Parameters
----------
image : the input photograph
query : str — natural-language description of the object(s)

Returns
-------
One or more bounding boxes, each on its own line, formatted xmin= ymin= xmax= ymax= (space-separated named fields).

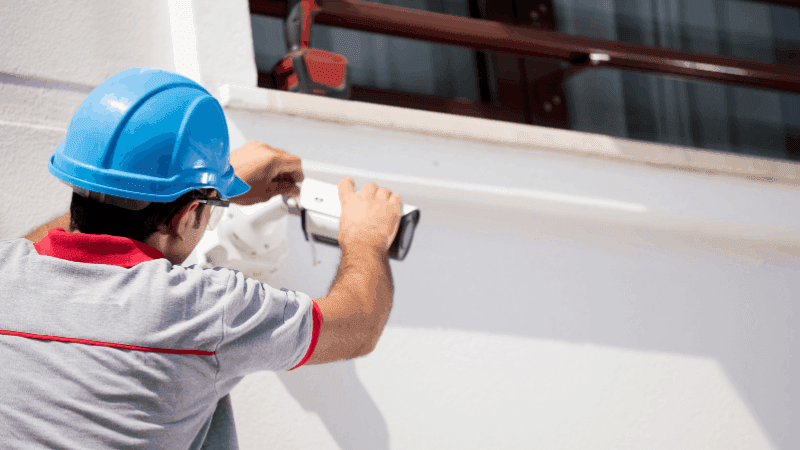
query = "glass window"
xmin=555 ymin=0 xmax=800 ymax=161
xmin=251 ymin=0 xmax=800 ymax=161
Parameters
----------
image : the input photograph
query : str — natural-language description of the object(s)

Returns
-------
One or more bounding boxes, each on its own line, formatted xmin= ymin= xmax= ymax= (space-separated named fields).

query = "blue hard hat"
xmin=49 ymin=67 xmax=250 ymax=202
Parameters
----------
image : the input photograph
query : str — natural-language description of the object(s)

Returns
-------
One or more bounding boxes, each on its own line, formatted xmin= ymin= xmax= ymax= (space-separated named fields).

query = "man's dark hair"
xmin=69 ymin=189 xmax=213 ymax=242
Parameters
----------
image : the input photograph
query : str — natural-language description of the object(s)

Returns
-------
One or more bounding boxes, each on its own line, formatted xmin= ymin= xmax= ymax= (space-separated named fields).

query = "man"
xmin=0 ymin=68 xmax=401 ymax=449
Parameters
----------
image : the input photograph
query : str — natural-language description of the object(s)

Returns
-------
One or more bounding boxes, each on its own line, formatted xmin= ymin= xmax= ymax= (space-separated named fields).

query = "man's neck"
xmin=24 ymin=213 xmax=71 ymax=242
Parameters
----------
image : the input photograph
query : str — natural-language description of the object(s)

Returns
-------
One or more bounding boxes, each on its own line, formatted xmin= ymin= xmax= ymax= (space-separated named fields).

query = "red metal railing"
xmin=250 ymin=0 xmax=800 ymax=94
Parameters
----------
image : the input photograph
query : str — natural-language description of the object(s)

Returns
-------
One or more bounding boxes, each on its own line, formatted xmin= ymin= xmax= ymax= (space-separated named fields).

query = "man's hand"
xmin=337 ymin=177 xmax=403 ymax=255
xmin=229 ymin=141 xmax=304 ymax=206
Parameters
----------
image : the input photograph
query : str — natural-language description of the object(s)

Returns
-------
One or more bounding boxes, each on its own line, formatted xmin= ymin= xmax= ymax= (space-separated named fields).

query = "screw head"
xmin=530 ymin=11 xmax=540 ymax=20
xmin=543 ymin=102 xmax=553 ymax=113
xmin=539 ymin=4 xmax=548 ymax=13
xmin=553 ymin=95 xmax=561 ymax=105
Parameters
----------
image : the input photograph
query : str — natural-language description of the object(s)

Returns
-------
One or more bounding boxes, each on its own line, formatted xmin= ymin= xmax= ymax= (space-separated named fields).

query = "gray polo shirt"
xmin=0 ymin=228 xmax=320 ymax=449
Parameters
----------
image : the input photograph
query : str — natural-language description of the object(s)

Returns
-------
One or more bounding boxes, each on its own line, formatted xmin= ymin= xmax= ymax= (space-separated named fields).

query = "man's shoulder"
xmin=0 ymin=237 xmax=33 ymax=248
xmin=163 ymin=263 xmax=238 ymax=287
xmin=0 ymin=238 xmax=35 ymax=261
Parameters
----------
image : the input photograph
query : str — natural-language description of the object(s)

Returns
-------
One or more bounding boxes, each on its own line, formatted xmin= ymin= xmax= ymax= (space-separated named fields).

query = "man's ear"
xmin=167 ymin=201 xmax=199 ymax=238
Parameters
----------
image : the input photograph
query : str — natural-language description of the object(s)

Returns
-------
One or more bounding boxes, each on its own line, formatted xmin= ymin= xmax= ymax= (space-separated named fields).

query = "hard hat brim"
xmin=50 ymin=147 xmax=251 ymax=203
xmin=223 ymin=175 xmax=251 ymax=200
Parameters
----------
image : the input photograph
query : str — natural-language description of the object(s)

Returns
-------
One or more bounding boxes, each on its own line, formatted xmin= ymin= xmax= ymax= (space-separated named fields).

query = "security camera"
xmin=284 ymin=179 xmax=421 ymax=261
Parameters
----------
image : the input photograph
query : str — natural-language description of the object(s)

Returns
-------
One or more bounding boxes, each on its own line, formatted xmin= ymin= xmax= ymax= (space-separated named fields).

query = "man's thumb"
xmin=339 ymin=177 xmax=355 ymax=202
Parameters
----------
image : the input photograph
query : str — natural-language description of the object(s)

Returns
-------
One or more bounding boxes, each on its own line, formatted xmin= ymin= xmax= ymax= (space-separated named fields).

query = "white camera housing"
xmin=289 ymin=179 xmax=421 ymax=261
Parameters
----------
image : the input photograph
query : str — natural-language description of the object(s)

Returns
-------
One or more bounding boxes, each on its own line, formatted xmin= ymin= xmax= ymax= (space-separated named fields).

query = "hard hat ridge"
xmin=49 ymin=67 xmax=250 ymax=206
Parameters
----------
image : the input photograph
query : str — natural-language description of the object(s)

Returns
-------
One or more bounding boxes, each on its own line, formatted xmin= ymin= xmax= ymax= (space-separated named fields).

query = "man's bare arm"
xmin=305 ymin=178 xmax=401 ymax=365
xmin=307 ymin=244 xmax=393 ymax=364
xmin=24 ymin=214 xmax=70 ymax=242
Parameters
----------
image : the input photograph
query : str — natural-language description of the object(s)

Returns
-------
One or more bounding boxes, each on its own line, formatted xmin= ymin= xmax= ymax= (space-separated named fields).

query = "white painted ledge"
xmin=298 ymin=159 xmax=800 ymax=249
xmin=218 ymin=84 xmax=800 ymax=187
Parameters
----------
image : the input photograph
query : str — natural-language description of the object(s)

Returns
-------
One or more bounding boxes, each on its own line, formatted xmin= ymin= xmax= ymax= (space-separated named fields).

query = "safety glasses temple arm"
xmin=197 ymin=199 xmax=231 ymax=207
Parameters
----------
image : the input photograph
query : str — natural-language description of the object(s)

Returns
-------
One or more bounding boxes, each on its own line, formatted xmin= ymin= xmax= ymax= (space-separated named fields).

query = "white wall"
xmin=1 ymin=1 xmax=798 ymax=449
xmin=0 ymin=0 xmax=175 ymax=87
xmin=218 ymin=107 xmax=796 ymax=450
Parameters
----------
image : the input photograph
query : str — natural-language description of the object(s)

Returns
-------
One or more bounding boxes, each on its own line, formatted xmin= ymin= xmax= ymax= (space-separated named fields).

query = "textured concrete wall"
xmin=1 ymin=1 xmax=797 ymax=449
xmin=0 ymin=76 xmax=81 ymax=237
xmin=0 ymin=0 xmax=175 ymax=86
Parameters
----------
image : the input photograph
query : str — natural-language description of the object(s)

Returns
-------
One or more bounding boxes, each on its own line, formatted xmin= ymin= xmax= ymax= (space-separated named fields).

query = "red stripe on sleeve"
xmin=0 ymin=329 xmax=215 ymax=356
xmin=289 ymin=300 xmax=322 ymax=370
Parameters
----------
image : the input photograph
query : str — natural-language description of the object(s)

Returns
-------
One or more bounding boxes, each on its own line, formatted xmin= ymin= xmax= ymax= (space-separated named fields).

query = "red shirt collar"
xmin=33 ymin=228 xmax=166 ymax=268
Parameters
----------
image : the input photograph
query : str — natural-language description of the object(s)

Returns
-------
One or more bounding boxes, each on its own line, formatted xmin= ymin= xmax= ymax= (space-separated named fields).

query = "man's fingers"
xmin=361 ymin=182 xmax=378 ymax=197
xmin=376 ymin=187 xmax=392 ymax=200
xmin=280 ymin=155 xmax=304 ymax=182
xmin=339 ymin=177 xmax=355 ymax=202
xmin=285 ymin=184 xmax=301 ymax=197
xmin=267 ymin=180 xmax=300 ymax=197
xmin=270 ymin=159 xmax=303 ymax=183
xmin=290 ymin=168 xmax=304 ymax=183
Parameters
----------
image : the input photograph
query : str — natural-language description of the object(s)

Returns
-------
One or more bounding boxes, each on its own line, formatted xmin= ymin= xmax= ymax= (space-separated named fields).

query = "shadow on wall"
xmin=276 ymin=360 xmax=390 ymax=450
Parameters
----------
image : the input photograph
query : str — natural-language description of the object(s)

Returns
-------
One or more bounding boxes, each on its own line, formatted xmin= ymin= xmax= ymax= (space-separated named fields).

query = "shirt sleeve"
xmin=213 ymin=268 xmax=321 ymax=389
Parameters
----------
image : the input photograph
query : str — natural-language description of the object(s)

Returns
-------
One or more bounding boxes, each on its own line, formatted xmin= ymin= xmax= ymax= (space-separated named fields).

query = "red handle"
xmin=300 ymin=0 xmax=318 ymax=49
